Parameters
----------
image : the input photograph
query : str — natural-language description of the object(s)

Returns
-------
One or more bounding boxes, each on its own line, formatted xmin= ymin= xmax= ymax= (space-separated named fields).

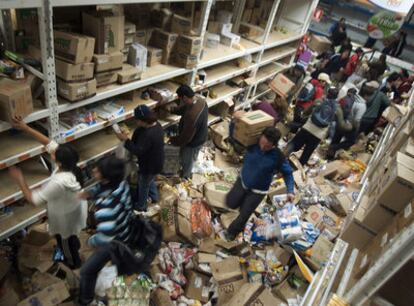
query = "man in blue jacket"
xmin=225 ymin=127 xmax=295 ymax=240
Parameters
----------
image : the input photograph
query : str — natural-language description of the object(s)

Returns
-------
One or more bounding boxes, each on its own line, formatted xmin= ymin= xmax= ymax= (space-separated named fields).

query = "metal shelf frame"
xmin=0 ymin=0 xmax=319 ymax=238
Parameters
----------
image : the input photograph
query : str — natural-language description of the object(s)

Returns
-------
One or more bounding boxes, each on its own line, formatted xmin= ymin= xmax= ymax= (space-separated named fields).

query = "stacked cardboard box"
xmin=93 ymin=52 xmax=124 ymax=87
xmin=54 ymin=31 xmax=97 ymax=101
xmin=0 ymin=78 xmax=33 ymax=122
xmin=233 ymin=110 xmax=274 ymax=146
xmin=149 ymin=29 xmax=178 ymax=65
xmin=206 ymin=11 xmax=241 ymax=48
xmin=170 ymin=34 xmax=202 ymax=69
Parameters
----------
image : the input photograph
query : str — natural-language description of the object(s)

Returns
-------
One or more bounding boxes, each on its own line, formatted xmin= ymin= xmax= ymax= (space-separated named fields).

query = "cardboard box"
xmin=270 ymin=73 xmax=295 ymax=98
xmin=151 ymin=8 xmax=173 ymax=29
xmin=220 ymin=211 xmax=239 ymax=229
xmin=220 ymin=32 xmax=241 ymax=47
xmin=360 ymin=200 xmax=396 ymax=233
xmin=175 ymin=35 xmax=202 ymax=55
xmin=382 ymin=104 xmax=407 ymax=127
xmin=320 ymin=160 xmax=352 ymax=181
xmin=204 ymin=181 xmax=233 ymax=210
xmin=55 ymin=59 xmax=94 ymax=82
xmin=171 ymin=14 xmax=192 ymax=35
xmin=93 ymin=51 xmax=124 ymax=73
xmin=150 ymin=29 xmax=178 ymax=51
xmin=397 ymin=200 xmax=414 ymax=231
xmin=95 ymin=71 xmax=118 ymax=87
xmin=117 ymin=64 xmax=141 ymax=84
xmin=176 ymin=200 xmax=198 ymax=245
xmin=147 ymin=46 xmax=163 ymax=66
xmin=340 ymin=219 xmax=376 ymax=250
xmin=128 ymin=43 xmax=147 ymax=72
xmin=207 ymin=21 xmax=222 ymax=34
xmin=210 ymin=120 xmax=230 ymax=151
xmin=239 ymin=22 xmax=264 ymax=39
xmin=57 ymin=78 xmax=97 ymax=101
xmin=171 ymin=53 xmax=198 ymax=69
xmin=151 ymin=288 xmax=174 ymax=306
xmin=331 ymin=193 xmax=352 ymax=217
xmin=0 ymin=78 xmax=33 ymax=122
xmin=273 ymin=276 xmax=307 ymax=303
xmin=311 ymin=235 xmax=334 ymax=268
xmin=233 ymin=110 xmax=274 ymax=146
xmin=377 ymin=153 xmax=414 ymax=213
xmin=124 ymin=21 xmax=136 ymax=34
xmin=54 ymin=31 xmax=95 ymax=64
xmin=184 ymin=271 xmax=211 ymax=303
xmin=211 ymin=257 xmax=246 ymax=305
xmin=17 ymin=281 xmax=70 ymax=306
xmin=162 ymin=49 xmax=173 ymax=65
xmin=82 ymin=13 xmax=124 ymax=54
xmin=135 ymin=29 xmax=147 ymax=45
xmin=308 ymin=34 xmax=332 ymax=54
xmin=226 ymin=283 xmax=284 ymax=306
xmin=304 ymin=204 xmax=341 ymax=234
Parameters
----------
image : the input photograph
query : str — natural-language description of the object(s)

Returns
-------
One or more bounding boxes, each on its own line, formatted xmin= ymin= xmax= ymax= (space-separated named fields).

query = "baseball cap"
xmin=134 ymin=105 xmax=152 ymax=120
xmin=318 ymin=73 xmax=332 ymax=85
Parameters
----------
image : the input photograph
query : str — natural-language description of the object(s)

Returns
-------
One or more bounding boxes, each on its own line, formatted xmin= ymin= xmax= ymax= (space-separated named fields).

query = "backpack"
xmin=297 ymin=82 xmax=316 ymax=102
xmin=311 ymin=99 xmax=337 ymax=127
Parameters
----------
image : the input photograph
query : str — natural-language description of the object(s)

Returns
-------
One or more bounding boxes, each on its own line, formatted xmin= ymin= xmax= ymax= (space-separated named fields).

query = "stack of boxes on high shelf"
xmin=341 ymin=105 xmax=414 ymax=279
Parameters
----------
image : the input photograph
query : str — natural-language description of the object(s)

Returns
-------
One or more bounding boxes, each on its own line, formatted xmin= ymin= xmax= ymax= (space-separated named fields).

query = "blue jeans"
xmin=136 ymin=174 xmax=159 ymax=211
xmin=180 ymin=145 xmax=202 ymax=179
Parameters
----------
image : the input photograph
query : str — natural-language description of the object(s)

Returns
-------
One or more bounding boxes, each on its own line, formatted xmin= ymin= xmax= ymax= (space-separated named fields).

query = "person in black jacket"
xmin=170 ymin=85 xmax=208 ymax=179
xmin=115 ymin=105 xmax=164 ymax=211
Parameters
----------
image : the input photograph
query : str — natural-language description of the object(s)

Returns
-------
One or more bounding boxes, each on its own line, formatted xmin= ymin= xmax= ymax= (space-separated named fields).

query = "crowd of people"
xmin=5 ymin=24 xmax=413 ymax=305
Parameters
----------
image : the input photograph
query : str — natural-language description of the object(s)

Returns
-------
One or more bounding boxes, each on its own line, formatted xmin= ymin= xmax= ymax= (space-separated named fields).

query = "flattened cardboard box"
xmin=55 ymin=59 xmax=94 ymax=82
xmin=96 ymin=71 xmax=118 ymax=87
xmin=82 ymin=13 xmax=125 ymax=54
xmin=175 ymin=35 xmax=202 ymax=55
xmin=117 ymin=64 xmax=141 ymax=84
xmin=93 ymin=52 xmax=124 ymax=73
xmin=204 ymin=181 xmax=233 ymax=210
xmin=226 ymin=283 xmax=284 ymax=306
xmin=0 ymin=78 xmax=33 ymax=122
xmin=211 ymin=257 xmax=246 ymax=305
xmin=184 ymin=270 xmax=211 ymax=303
xmin=57 ymin=78 xmax=97 ymax=101
xmin=54 ymin=31 xmax=95 ymax=64
xmin=17 ymin=280 xmax=70 ymax=306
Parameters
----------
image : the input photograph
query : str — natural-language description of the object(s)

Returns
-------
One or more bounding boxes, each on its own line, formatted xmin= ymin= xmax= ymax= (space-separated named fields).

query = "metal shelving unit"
xmin=0 ymin=0 xmax=318 ymax=239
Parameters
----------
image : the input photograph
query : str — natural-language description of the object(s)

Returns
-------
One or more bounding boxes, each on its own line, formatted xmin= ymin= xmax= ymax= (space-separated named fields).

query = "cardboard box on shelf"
xmin=124 ymin=33 xmax=136 ymax=45
xmin=204 ymin=33 xmax=220 ymax=49
xmin=308 ymin=34 xmax=332 ymax=54
xmin=220 ymin=32 xmax=241 ymax=47
xmin=0 ymin=78 xmax=33 ymax=122
xmin=204 ymin=181 xmax=233 ymax=210
xmin=95 ymin=71 xmax=118 ymax=87
xmin=377 ymin=152 xmax=414 ymax=213
xmin=171 ymin=53 xmax=198 ymax=69
xmin=397 ymin=200 xmax=414 ymax=231
xmin=340 ymin=218 xmax=376 ymax=250
xmin=57 ymin=78 xmax=97 ymax=102
xmin=270 ymin=73 xmax=295 ymax=98
xmin=151 ymin=8 xmax=173 ymax=29
xmin=239 ymin=22 xmax=264 ymax=39
xmin=117 ymin=64 xmax=141 ymax=84
xmin=184 ymin=271 xmax=211 ymax=303
xmin=54 ymin=31 xmax=95 ymax=64
xmin=207 ymin=21 xmax=222 ymax=34
xmin=55 ymin=59 xmax=94 ymax=82
xmin=135 ymin=29 xmax=147 ymax=45
xmin=162 ymin=49 xmax=173 ymax=65
xmin=175 ymin=35 xmax=202 ymax=55
xmin=147 ymin=46 xmax=163 ymax=67
xmin=171 ymin=14 xmax=192 ymax=35
xmin=211 ymin=256 xmax=246 ymax=305
xmin=17 ymin=280 xmax=70 ymax=306
xmin=150 ymin=29 xmax=178 ymax=51
xmin=226 ymin=283 xmax=284 ymax=306
xmin=93 ymin=51 xmax=124 ymax=73
xmin=82 ymin=12 xmax=125 ymax=54
xmin=124 ymin=21 xmax=136 ymax=34
xmin=128 ymin=43 xmax=147 ymax=72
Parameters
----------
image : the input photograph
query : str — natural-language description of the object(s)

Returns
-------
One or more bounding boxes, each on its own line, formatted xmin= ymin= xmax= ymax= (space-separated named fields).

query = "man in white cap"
xmin=290 ymin=72 xmax=332 ymax=132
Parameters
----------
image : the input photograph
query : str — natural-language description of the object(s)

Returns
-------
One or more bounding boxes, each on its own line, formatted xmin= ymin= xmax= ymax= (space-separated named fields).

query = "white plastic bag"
xmin=95 ymin=265 xmax=118 ymax=297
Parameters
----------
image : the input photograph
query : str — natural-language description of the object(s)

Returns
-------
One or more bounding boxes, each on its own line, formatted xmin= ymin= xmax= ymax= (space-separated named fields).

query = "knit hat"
xmin=318 ymin=73 xmax=332 ymax=85
xmin=134 ymin=105 xmax=152 ymax=120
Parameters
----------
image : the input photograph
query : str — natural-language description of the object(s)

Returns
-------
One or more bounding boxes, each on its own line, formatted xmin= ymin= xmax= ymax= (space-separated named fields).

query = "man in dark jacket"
xmin=171 ymin=85 xmax=208 ymax=179
xmin=225 ymin=127 xmax=295 ymax=240
xmin=115 ymin=105 xmax=164 ymax=211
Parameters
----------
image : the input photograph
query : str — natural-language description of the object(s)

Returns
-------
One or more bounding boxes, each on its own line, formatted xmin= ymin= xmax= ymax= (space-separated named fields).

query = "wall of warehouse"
xmin=309 ymin=0 xmax=414 ymax=64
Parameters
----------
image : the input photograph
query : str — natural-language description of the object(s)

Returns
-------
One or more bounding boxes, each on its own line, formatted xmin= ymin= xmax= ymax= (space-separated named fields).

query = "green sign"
xmin=367 ymin=11 xmax=404 ymax=39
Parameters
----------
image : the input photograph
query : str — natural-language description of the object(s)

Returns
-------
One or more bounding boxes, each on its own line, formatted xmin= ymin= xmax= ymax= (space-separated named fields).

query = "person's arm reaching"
xmin=279 ymin=158 xmax=295 ymax=202
xmin=8 ymin=166 xmax=34 ymax=204
xmin=11 ymin=116 xmax=50 ymax=146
